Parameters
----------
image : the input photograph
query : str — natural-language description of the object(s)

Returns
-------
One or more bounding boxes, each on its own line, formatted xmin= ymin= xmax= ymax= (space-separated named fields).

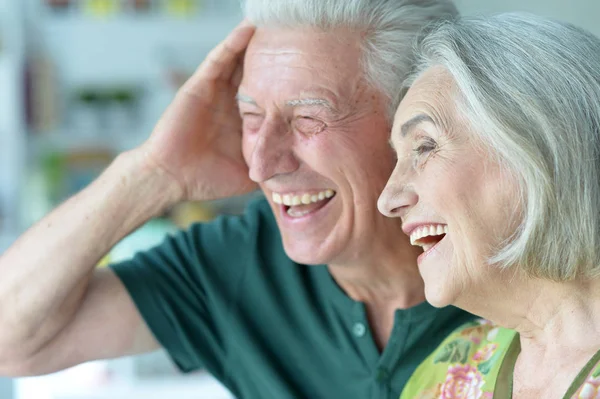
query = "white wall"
xmin=456 ymin=0 xmax=600 ymax=37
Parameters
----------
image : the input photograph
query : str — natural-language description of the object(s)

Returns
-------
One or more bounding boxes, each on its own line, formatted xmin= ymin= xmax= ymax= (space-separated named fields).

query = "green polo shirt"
xmin=111 ymin=197 xmax=473 ymax=399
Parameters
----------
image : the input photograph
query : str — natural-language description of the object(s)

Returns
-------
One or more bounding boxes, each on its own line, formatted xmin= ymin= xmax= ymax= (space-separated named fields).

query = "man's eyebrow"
xmin=236 ymin=94 xmax=337 ymax=113
xmin=400 ymin=114 xmax=436 ymax=137
xmin=236 ymin=93 xmax=257 ymax=105
xmin=285 ymin=98 xmax=332 ymax=109
xmin=236 ymin=94 xmax=332 ymax=109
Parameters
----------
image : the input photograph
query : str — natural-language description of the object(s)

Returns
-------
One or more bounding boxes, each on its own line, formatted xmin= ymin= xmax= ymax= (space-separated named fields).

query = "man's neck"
xmin=327 ymin=241 xmax=425 ymax=308
xmin=327 ymin=240 xmax=425 ymax=350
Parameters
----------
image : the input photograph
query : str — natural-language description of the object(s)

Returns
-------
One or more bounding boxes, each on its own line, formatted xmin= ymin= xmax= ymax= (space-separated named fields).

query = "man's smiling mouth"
xmin=272 ymin=190 xmax=336 ymax=217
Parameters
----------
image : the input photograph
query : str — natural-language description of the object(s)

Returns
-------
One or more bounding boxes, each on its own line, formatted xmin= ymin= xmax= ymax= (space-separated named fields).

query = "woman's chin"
xmin=424 ymin=287 xmax=454 ymax=308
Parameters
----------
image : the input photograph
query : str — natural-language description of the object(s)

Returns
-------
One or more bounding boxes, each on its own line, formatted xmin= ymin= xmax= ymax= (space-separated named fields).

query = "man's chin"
xmin=282 ymin=238 xmax=337 ymax=266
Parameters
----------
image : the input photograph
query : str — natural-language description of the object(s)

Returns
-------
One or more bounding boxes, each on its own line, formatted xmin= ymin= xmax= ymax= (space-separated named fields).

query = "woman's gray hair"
xmin=242 ymin=0 xmax=459 ymax=116
xmin=408 ymin=13 xmax=600 ymax=281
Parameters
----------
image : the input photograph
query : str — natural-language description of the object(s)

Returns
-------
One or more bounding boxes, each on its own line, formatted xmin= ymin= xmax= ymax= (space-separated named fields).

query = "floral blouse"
xmin=399 ymin=319 xmax=600 ymax=399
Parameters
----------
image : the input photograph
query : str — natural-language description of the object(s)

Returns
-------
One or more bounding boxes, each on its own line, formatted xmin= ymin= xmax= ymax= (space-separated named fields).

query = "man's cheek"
xmin=241 ymin=135 xmax=254 ymax=166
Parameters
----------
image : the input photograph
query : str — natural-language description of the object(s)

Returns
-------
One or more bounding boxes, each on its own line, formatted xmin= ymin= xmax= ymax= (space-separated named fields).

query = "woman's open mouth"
xmin=410 ymin=224 xmax=448 ymax=252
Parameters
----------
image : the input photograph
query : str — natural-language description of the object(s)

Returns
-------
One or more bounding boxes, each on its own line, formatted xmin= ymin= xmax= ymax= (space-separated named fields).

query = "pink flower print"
xmin=460 ymin=320 xmax=494 ymax=345
xmin=440 ymin=364 xmax=485 ymax=399
xmin=576 ymin=375 xmax=600 ymax=399
xmin=473 ymin=343 xmax=498 ymax=363
xmin=416 ymin=383 xmax=442 ymax=399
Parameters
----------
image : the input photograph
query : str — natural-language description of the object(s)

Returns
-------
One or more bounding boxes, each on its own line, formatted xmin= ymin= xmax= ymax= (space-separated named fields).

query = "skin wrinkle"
xmin=382 ymin=66 xmax=521 ymax=308
xmin=238 ymin=92 xmax=337 ymax=137
xmin=381 ymin=65 xmax=600 ymax=397
xmin=239 ymin=27 xmax=425 ymax=348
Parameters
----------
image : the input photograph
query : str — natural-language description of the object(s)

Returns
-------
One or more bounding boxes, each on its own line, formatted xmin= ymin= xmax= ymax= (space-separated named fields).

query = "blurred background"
xmin=0 ymin=0 xmax=598 ymax=398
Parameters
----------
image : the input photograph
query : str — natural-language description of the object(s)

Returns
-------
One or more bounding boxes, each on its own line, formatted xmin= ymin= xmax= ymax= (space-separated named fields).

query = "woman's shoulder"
xmin=400 ymin=319 xmax=517 ymax=399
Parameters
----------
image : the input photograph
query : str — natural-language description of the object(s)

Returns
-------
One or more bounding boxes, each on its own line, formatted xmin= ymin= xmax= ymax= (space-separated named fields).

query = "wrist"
xmin=109 ymin=149 xmax=184 ymax=217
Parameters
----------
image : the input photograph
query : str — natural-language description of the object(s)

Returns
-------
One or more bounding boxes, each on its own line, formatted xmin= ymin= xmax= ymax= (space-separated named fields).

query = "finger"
xmin=230 ymin=54 xmax=245 ymax=88
xmin=185 ymin=20 xmax=255 ymax=89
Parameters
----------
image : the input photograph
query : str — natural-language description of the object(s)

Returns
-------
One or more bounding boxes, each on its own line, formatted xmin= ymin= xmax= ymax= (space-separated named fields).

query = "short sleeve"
xmin=110 ymin=199 xmax=265 ymax=378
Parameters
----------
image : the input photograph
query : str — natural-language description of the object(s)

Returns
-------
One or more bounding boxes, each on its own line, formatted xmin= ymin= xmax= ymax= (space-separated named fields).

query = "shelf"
xmin=41 ymin=10 xmax=242 ymax=47
xmin=28 ymin=128 xmax=148 ymax=155
xmin=39 ymin=0 xmax=241 ymax=21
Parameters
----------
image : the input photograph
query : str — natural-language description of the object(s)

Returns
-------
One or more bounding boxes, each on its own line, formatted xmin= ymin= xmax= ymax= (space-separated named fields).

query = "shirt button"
xmin=376 ymin=367 xmax=389 ymax=383
xmin=352 ymin=322 xmax=366 ymax=337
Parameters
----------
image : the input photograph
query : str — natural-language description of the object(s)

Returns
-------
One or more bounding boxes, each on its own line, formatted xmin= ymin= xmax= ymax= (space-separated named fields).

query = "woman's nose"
xmin=378 ymin=183 xmax=418 ymax=218
xmin=378 ymin=162 xmax=418 ymax=218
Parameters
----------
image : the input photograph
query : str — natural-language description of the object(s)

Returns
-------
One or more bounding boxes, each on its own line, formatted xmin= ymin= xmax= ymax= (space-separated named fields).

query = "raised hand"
xmin=140 ymin=21 xmax=257 ymax=202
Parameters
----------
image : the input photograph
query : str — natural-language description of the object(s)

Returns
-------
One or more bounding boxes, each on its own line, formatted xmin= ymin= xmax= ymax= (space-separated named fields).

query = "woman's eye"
xmin=242 ymin=113 xmax=264 ymax=132
xmin=413 ymin=137 xmax=438 ymax=156
xmin=293 ymin=116 xmax=327 ymax=136
xmin=411 ymin=137 xmax=438 ymax=169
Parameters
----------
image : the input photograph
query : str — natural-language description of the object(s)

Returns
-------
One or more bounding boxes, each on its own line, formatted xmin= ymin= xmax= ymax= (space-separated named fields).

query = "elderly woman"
xmin=378 ymin=13 xmax=600 ymax=399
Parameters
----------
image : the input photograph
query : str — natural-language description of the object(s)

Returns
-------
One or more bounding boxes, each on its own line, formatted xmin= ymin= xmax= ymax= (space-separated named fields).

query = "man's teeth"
xmin=287 ymin=208 xmax=313 ymax=217
xmin=410 ymin=225 xmax=449 ymax=246
xmin=272 ymin=189 xmax=335 ymax=206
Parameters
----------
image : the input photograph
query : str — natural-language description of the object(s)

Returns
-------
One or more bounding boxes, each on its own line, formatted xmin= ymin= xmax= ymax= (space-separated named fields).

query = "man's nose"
xmin=248 ymin=120 xmax=300 ymax=183
xmin=378 ymin=163 xmax=418 ymax=218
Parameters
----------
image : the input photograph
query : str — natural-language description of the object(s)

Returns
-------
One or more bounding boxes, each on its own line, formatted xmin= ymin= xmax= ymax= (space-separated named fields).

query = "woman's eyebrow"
xmin=400 ymin=114 xmax=436 ymax=137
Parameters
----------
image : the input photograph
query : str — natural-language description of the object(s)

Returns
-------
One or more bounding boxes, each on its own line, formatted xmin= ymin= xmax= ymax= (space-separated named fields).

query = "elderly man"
xmin=0 ymin=0 xmax=471 ymax=397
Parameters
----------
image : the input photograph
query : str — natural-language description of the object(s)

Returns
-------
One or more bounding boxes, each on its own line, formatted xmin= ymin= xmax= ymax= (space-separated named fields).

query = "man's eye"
xmin=293 ymin=116 xmax=326 ymax=136
xmin=242 ymin=113 xmax=263 ymax=132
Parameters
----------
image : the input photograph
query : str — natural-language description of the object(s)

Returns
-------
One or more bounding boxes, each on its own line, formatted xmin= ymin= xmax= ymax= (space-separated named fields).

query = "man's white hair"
xmin=407 ymin=13 xmax=600 ymax=281
xmin=242 ymin=0 xmax=459 ymax=116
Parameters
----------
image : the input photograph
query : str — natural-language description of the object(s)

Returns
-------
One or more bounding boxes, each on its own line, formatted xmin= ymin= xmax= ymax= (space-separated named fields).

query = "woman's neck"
xmin=494 ymin=278 xmax=600 ymax=350
xmin=461 ymin=274 xmax=600 ymax=398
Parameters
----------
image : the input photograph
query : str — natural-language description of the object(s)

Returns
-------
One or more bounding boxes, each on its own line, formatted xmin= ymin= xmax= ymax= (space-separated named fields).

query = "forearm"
xmin=0 ymin=149 xmax=180 ymax=356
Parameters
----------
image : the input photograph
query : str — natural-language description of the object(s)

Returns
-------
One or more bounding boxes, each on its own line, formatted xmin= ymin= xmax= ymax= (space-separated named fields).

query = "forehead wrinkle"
xmin=254 ymin=49 xmax=304 ymax=55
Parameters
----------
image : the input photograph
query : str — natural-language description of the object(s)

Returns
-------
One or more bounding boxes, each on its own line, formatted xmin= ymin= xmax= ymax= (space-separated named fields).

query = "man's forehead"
xmin=247 ymin=26 xmax=361 ymax=64
xmin=241 ymin=28 xmax=371 ymax=113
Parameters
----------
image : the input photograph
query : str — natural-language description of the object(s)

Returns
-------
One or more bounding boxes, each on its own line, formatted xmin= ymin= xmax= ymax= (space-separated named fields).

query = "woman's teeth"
xmin=410 ymin=224 xmax=449 ymax=247
xmin=272 ymin=190 xmax=335 ymax=206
